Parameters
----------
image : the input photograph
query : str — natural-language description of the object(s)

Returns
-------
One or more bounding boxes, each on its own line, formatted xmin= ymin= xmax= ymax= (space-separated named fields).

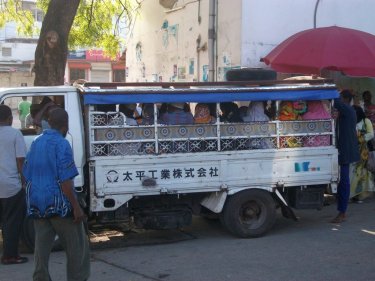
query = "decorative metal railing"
xmin=88 ymin=110 xmax=334 ymax=157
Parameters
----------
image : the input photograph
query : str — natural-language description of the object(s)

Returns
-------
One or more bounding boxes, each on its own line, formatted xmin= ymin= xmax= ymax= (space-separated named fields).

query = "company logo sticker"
xmin=294 ymin=162 xmax=320 ymax=172
xmin=106 ymin=170 xmax=119 ymax=183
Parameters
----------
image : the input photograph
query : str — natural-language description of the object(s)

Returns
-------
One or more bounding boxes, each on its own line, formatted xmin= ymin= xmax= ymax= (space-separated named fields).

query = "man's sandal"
xmin=1 ymin=256 xmax=28 ymax=265
xmin=331 ymin=214 xmax=346 ymax=224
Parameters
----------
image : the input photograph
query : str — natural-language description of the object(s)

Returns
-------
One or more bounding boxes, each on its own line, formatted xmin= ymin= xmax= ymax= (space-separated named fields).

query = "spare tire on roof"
xmin=226 ymin=68 xmax=277 ymax=81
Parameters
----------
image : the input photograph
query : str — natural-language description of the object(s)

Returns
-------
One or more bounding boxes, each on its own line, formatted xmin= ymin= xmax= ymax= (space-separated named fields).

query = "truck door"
xmin=0 ymin=92 xmax=85 ymax=188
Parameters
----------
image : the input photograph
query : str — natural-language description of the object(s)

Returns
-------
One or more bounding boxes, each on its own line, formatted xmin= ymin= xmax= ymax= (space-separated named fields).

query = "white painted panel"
xmin=93 ymin=147 xmax=338 ymax=200
xmin=91 ymin=70 xmax=110 ymax=82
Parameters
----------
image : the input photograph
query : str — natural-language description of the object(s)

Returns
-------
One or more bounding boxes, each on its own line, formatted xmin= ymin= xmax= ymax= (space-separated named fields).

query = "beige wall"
xmin=216 ymin=0 xmax=242 ymax=80
xmin=0 ymin=71 xmax=34 ymax=87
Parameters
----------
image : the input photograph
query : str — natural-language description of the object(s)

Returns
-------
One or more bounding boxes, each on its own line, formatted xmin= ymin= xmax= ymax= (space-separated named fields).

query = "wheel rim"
xmin=238 ymin=200 xmax=267 ymax=229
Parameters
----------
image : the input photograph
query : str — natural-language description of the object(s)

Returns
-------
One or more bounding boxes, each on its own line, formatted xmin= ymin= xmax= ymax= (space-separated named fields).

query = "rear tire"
xmin=221 ymin=189 xmax=276 ymax=238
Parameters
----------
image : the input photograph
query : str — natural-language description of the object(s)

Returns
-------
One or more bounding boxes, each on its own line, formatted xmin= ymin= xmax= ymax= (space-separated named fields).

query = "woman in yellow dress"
xmin=350 ymin=105 xmax=374 ymax=202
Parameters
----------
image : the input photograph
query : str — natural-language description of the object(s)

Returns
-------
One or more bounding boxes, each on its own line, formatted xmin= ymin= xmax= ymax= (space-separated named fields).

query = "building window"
xmin=20 ymin=1 xmax=44 ymax=22
xmin=136 ymin=42 xmax=142 ymax=62
xmin=21 ymin=1 xmax=34 ymax=11
xmin=113 ymin=70 xmax=125 ymax=82
xmin=70 ymin=68 xmax=86 ymax=83
xmin=2 ymin=47 xmax=12 ymax=57
xmin=35 ymin=9 xmax=44 ymax=22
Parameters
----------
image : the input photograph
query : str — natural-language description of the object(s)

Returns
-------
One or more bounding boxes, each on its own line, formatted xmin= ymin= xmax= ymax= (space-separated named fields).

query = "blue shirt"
xmin=334 ymin=99 xmax=360 ymax=165
xmin=159 ymin=111 xmax=194 ymax=125
xmin=23 ymin=129 xmax=78 ymax=218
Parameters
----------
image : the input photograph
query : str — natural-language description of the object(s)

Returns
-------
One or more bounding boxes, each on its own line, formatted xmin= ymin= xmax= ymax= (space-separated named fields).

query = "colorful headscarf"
xmin=194 ymin=103 xmax=214 ymax=124
xmin=302 ymin=101 xmax=331 ymax=120
xmin=292 ymin=101 xmax=307 ymax=114
xmin=279 ymin=101 xmax=298 ymax=121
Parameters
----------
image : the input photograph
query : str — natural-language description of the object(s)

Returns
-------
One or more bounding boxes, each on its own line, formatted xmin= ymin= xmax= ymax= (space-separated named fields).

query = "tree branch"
xmin=87 ymin=0 xmax=94 ymax=27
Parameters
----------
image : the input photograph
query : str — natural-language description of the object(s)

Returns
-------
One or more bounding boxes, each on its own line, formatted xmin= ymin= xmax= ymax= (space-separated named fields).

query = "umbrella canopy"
xmin=261 ymin=26 xmax=375 ymax=77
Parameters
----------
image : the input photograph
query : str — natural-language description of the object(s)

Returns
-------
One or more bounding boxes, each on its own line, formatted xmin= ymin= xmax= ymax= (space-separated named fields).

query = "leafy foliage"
xmin=0 ymin=0 xmax=37 ymax=36
xmin=0 ymin=0 xmax=141 ymax=58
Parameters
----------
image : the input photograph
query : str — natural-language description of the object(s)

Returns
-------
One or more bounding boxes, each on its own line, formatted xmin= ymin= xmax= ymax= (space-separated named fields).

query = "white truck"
xmin=0 ymin=80 xmax=339 ymax=247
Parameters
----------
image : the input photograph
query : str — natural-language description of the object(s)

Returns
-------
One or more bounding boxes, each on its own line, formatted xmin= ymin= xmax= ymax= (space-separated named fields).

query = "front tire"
xmin=221 ymin=189 xmax=276 ymax=238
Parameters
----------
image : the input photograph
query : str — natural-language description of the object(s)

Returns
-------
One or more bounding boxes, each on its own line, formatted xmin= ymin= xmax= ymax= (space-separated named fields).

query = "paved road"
xmin=1 ymin=199 xmax=375 ymax=281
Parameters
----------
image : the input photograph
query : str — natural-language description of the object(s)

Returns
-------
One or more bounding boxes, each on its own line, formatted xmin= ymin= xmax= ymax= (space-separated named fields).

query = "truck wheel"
xmin=221 ymin=189 xmax=276 ymax=238
xmin=22 ymin=216 xmax=63 ymax=252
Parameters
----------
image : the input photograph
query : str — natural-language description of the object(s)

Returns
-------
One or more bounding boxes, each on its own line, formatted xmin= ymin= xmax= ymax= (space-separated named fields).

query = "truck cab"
xmin=0 ymin=86 xmax=85 ymax=188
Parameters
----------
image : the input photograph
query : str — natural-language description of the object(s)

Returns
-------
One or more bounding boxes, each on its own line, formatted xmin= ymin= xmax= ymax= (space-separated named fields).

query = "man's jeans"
xmin=33 ymin=217 xmax=90 ymax=281
xmin=337 ymin=164 xmax=350 ymax=213
xmin=0 ymin=189 xmax=26 ymax=258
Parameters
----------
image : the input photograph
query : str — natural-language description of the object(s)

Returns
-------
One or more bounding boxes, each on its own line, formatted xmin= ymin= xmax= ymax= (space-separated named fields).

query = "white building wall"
xmin=0 ymin=22 xmax=18 ymax=40
xmin=126 ymin=0 xmax=212 ymax=82
xmin=216 ymin=0 xmax=242 ymax=80
xmin=0 ymin=42 xmax=36 ymax=62
xmin=0 ymin=0 xmax=41 ymax=86
xmin=126 ymin=0 xmax=244 ymax=82
xmin=126 ymin=0 xmax=375 ymax=82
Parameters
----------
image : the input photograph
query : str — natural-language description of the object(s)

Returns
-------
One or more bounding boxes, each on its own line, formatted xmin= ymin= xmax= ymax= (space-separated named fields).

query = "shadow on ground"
xmin=88 ymin=225 xmax=196 ymax=250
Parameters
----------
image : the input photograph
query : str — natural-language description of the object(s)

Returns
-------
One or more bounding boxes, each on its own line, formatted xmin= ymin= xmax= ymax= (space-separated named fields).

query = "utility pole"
xmin=208 ymin=0 xmax=216 ymax=82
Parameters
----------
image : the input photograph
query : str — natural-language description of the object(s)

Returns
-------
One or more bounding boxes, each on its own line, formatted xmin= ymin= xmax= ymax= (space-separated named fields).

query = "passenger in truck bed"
xmin=33 ymin=97 xmax=60 ymax=131
xmin=220 ymin=102 xmax=242 ymax=123
xmin=279 ymin=101 xmax=302 ymax=148
xmin=94 ymin=104 xmax=117 ymax=126
xmin=159 ymin=103 xmax=194 ymax=125
xmin=95 ymin=104 xmax=116 ymax=112
xmin=25 ymin=104 xmax=42 ymax=129
xmin=279 ymin=101 xmax=307 ymax=121
xmin=302 ymin=100 xmax=331 ymax=147
xmin=264 ymin=101 xmax=277 ymax=120
xmin=207 ymin=103 xmax=217 ymax=118
xmin=302 ymin=100 xmax=331 ymax=120
xmin=119 ymin=103 xmax=138 ymax=126
xmin=243 ymin=101 xmax=269 ymax=122
xmin=238 ymin=105 xmax=248 ymax=120
xmin=194 ymin=103 xmax=215 ymax=124
xmin=140 ymin=103 xmax=155 ymax=125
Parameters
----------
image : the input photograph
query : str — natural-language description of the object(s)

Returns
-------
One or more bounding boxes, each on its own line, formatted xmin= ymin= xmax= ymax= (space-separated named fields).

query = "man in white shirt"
xmin=119 ymin=103 xmax=138 ymax=125
xmin=0 ymin=105 xmax=28 ymax=265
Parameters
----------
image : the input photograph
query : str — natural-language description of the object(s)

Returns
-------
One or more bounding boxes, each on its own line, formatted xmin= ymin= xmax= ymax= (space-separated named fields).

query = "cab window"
xmin=2 ymin=95 xmax=65 ymax=136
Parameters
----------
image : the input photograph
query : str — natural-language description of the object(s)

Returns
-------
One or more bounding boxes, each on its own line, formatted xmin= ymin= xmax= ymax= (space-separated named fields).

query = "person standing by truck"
xmin=332 ymin=90 xmax=360 ymax=223
xmin=23 ymin=108 xmax=90 ymax=281
xmin=18 ymin=97 xmax=31 ymax=129
xmin=0 ymin=105 xmax=28 ymax=265
xmin=350 ymin=105 xmax=374 ymax=202
xmin=362 ymin=90 xmax=375 ymax=127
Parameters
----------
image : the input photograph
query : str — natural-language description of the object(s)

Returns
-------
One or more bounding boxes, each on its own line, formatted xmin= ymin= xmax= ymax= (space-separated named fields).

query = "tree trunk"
xmin=34 ymin=0 xmax=80 ymax=86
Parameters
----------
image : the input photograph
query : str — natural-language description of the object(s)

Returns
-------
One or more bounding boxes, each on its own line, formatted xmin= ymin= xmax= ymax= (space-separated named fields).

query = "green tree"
xmin=0 ymin=0 xmax=140 ymax=85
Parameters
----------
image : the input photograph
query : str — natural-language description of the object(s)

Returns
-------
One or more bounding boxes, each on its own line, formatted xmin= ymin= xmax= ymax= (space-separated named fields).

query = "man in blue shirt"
xmin=23 ymin=108 xmax=90 ymax=281
xmin=159 ymin=103 xmax=194 ymax=125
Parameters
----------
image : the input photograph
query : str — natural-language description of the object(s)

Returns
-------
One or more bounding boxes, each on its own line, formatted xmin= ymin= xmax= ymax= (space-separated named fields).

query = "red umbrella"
xmin=261 ymin=26 xmax=375 ymax=77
